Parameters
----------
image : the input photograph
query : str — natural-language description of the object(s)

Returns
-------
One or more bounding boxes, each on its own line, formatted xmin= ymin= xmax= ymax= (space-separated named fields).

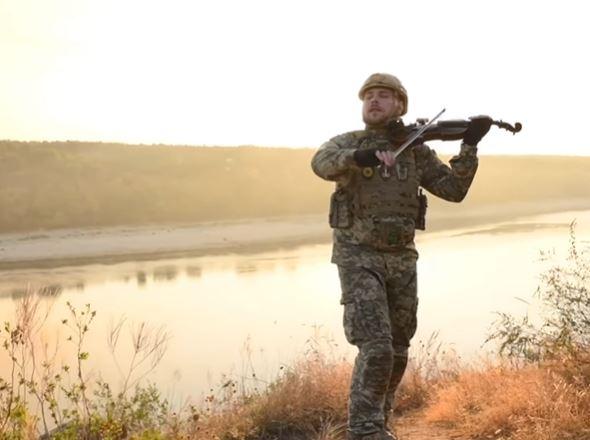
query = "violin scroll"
xmin=492 ymin=120 xmax=522 ymax=134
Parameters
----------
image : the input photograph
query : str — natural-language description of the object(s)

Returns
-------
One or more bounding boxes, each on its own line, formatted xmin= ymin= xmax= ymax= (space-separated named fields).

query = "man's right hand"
xmin=353 ymin=147 xmax=398 ymax=168
xmin=376 ymin=150 xmax=396 ymax=167
xmin=352 ymin=148 xmax=382 ymax=167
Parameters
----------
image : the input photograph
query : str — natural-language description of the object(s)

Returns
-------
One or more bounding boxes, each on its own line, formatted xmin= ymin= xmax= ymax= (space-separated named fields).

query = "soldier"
xmin=311 ymin=73 xmax=492 ymax=440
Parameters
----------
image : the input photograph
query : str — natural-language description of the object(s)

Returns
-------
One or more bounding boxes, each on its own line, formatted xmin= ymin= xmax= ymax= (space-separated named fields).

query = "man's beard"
xmin=363 ymin=112 xmax=396 ymax=128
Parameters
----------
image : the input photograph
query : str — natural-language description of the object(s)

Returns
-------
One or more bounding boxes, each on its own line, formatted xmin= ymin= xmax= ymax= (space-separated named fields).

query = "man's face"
xmin=362 ymin=87 xmax=402 ymax=127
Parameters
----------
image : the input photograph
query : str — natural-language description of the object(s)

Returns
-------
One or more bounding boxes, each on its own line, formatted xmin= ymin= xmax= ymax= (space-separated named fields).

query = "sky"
xmin=1 ymin=0 xmax=589 ymax=155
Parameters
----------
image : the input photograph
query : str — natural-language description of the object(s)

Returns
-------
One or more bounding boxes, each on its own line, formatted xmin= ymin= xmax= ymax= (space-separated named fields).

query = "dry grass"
xmin=6 ymin=295 xmax=589 ymax=439
xmin=424 ymin=350 xmax=590 ymax=440
xmin=190 ymin=333 xmax=458 ymax=439
xmin=395 ymin=333 xmax=461 ymax=413
xmin=189 ymin=337 xmax=590 ymax=440
xmin=191 ymin=354 xmax=351 ymax=440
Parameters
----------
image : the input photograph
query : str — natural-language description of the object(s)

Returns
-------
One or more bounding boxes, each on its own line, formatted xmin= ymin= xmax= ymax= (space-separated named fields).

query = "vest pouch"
xmin=329 ymin=189 xmax=352 ymax=229
xmin=415 ymin=188 xmax=428 ymax=231
xmin=372 ymin=217 xmax=415 ymax=249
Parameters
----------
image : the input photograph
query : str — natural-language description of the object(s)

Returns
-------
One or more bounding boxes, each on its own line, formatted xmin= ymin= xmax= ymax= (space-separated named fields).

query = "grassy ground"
xmin=185 ymin=343 xmax=590 ymax=440
xmin=2 ymin=310 xmax=587 ymax=439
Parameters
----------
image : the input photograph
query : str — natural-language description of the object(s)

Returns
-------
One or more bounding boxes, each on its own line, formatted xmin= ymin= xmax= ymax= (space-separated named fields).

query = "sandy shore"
xmin=0 ymin=215 xmax=332 ymax=269
xmin=1 ymin=198 xmax=589 ymax=269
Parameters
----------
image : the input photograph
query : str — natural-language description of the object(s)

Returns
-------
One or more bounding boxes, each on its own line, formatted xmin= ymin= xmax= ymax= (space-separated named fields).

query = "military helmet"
xmin=358 ymin=73 xmax=408 ymax=116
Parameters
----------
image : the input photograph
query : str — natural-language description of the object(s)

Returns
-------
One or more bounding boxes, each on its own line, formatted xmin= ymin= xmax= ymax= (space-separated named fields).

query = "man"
xmin=310 ymin=73 xmax=491 ymax=440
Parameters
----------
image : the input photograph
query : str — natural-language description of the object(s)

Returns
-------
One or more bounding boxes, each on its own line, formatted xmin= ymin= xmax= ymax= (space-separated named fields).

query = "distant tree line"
xmin=1 ymin=140 xmax=589 ymax=233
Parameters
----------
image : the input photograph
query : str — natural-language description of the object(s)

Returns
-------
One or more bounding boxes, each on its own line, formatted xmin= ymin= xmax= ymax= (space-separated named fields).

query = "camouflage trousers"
xmin=338 ymin=251 xmax=418 ymax=435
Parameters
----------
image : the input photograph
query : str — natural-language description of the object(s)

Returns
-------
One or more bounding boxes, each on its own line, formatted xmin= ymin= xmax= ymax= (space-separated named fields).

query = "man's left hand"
xmin=463 ymin=116 xmax=493 ymax=146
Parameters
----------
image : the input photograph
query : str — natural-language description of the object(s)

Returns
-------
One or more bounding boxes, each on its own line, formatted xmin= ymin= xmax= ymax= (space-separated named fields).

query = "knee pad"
xmin=361 ymin=338 xmax=395 ymax=363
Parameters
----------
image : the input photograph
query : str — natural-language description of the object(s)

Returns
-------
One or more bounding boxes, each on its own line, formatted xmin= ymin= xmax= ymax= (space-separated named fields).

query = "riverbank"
xmin=1 ymin=198 xmax=590 ymax=269
xmin=0 ymin=215 xmax=330 ymax=269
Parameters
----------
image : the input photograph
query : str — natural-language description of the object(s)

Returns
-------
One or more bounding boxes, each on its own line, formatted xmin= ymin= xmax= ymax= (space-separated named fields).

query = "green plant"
xmin=0 ymin=291 xmax=174 ymax=439
xmin=487 ymin=221 xmax=590 ymax=361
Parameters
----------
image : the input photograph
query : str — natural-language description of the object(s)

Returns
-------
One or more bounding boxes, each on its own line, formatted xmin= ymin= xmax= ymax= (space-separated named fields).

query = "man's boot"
xmin=346 ymin=429 xmax=398 ymax=440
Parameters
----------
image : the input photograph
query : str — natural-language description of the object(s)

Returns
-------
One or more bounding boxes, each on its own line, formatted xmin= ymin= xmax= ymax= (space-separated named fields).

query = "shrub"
xmin=487 ymin=222 xmax=590 ymax=361
xmin=0 ymin=293 xmax=172 ymax=439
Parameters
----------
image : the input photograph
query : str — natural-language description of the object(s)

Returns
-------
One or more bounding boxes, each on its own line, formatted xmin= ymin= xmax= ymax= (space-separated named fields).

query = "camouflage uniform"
xmin=311 ymin=125 xmax=478 ymax=436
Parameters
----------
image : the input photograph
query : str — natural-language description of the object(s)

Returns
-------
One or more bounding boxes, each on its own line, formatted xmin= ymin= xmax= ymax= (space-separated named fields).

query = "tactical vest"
xmin=350 ymin=135 xmax=420 ymax=220
xmin=329 ymin=132 xmax=423 ymax=251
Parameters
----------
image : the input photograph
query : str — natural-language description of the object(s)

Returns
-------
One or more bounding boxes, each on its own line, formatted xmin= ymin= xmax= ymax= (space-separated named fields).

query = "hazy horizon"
xmin=1 ymin=1 xmax=588 ymax=155
xmin=2 ymin=140 xmax=590 ymax=235
xmin=1 ymin=138 xmax=587 ymax=157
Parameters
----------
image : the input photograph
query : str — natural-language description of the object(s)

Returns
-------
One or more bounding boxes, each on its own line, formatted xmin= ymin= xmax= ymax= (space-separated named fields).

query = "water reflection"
xmin=153 ymin=266 xmax=178 ymax=282
xmin=453 ymin=222 xmax=569 ymax=237
xmin=9 ymin=284 xmax=63 ymax=300
xmin=0 ymin=250 xmax=311 ymax=297
xmin=10 ymin=287 xmax=29 ymax=300
xmin=38 ymin=284 xmax=63 ymax=297
xmin=185 ymin=265 xmax=202 ymax=278
xmin=136 ymin=270 xmax=148 ymax=286
xmin=236 ymin=262 xmax=258 ymax=274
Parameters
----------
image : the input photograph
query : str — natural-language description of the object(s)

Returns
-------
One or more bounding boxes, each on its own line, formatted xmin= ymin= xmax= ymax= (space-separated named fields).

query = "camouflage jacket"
xmin=311 ymin=128 xmax=479 ymax=268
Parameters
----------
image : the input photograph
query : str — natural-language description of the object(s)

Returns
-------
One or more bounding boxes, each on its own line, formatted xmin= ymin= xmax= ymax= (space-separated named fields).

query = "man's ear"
xmin=394 ymin=100 xmax=403 ymax=118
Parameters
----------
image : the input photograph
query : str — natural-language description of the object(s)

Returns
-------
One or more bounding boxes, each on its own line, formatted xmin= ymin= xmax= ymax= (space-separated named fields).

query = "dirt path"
xmin=394 ymin=412 xmax=470 ymax=440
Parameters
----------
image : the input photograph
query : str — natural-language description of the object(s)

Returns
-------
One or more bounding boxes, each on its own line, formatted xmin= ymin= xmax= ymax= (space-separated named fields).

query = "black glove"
xmin=353 ymin=148 xmax=382 ymax=167
xmin=463 ymin=116 xmax=493 ymax=146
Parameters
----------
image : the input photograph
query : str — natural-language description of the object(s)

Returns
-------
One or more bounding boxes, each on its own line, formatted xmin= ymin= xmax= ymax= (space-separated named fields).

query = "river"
xmin=1 ymin=210 xmax=589 ymax=405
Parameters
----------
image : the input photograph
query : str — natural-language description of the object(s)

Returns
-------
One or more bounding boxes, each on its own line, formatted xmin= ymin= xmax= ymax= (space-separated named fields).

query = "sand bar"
xmin=0 ymin=215 xmax=331 ymax=269
xmin=1 ymin=198 xmax=590 ymax=269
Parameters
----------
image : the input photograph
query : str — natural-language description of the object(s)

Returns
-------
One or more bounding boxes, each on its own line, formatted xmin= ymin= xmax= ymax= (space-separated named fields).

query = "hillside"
xmin=1 ymin=140 xmax=589 ymax=233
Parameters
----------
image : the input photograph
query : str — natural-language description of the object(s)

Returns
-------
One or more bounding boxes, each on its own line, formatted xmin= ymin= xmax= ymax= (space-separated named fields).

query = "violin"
xmin=386 ymin=109 xmax=522 ymax=158
xmin=404 ymin=117 xmax=521 ymax=141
